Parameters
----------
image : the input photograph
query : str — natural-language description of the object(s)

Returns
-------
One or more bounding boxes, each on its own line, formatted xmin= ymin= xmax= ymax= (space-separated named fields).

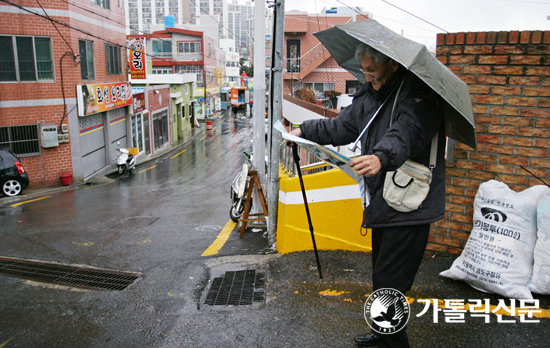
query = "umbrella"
xmin=313 ymin=20 xmax=477 ymax=149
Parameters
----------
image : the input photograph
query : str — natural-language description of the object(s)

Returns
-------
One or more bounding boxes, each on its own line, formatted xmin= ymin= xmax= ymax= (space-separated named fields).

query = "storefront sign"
xmin=129 ymin=38 xmax=146 ymax=79
xmin=77 ymin=82 xmax=132 ymax=116
xmin=133 ymin=92 xmax=145 ymax=113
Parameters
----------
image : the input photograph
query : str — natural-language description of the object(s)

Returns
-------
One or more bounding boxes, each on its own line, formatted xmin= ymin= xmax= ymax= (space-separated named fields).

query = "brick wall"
xmin=430 ymin=30 xmax=550 ymax=255
xmin=0 ymin=0 xmax=128 ymax=187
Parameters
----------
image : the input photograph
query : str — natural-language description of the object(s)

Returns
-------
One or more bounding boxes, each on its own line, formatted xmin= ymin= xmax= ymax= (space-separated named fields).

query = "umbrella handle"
xmin=292 ymin=146 xmax=323 ymax=280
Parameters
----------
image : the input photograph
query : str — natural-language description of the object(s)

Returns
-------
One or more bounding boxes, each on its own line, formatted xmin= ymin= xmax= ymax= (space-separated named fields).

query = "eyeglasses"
xmin=359 ymin=59 xmax=390 ymax=78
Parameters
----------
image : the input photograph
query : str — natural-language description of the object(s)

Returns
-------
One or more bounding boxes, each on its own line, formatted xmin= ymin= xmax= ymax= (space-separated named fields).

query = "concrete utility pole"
xmin=252 ymin=0 xmax=266 ymax=187
xmin=267 ymin=0 xmax=284 ymax=247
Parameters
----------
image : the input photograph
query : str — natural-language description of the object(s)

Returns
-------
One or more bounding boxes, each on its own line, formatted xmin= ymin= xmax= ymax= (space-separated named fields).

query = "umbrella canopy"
xmin=313 ymin=20 xmax=477 ymax=149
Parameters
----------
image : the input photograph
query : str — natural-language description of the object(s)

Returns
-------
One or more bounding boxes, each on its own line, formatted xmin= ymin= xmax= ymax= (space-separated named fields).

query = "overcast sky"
xmin=278 ymin=0 xmax=550 ymax=50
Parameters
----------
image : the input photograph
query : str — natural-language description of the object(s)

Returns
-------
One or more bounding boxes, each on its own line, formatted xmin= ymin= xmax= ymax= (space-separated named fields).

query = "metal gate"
xmin=108 ymin=108 xmax=127 ymax=160
xmin=79 ymin=113 xmax=106 ymax=177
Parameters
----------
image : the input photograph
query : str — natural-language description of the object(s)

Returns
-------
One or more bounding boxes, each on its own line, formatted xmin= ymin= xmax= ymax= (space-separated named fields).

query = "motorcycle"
xmin=230 ymin=152 xmax=252 ymax=222
xmin=115 ymin=142 xmax=136 ymax=175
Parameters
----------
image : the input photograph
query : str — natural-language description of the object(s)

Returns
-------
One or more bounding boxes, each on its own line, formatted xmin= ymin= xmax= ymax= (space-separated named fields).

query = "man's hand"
xmin=286 ymin=128 xmax=302 ymax=147
xmin=349 ymin=155 xmax=382 ymax=177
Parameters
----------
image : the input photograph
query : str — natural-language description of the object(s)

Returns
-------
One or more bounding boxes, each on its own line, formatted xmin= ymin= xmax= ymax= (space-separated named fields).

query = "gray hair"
xmin=355 ymin=44 xmax=388 ymax=64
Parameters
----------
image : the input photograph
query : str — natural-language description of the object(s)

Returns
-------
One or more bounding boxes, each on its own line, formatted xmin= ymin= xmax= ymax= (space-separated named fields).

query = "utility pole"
xmin=267 ymin=0 xmax=284 ymax=247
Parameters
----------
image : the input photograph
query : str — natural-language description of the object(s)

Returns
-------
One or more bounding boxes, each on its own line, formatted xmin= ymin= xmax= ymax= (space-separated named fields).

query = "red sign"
xmin=77 ymin=82 xmax=132 ymax=116
xmin=129 ymin=38 xmax=146 ymax=79
xmin=132 ymin=92 xmax=145 ymax=113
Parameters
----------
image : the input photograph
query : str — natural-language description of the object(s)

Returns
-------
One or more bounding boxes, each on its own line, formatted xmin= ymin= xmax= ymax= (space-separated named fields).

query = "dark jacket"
xmin=300 ymin=68 xmax=446 ymax=228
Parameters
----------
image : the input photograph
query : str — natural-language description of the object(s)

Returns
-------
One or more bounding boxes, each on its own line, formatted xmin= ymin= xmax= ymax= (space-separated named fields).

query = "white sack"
xmin=441 ymin=180 xmax=546 ymax=299
xmin=529 ymin=188 xmax=550 ymax=294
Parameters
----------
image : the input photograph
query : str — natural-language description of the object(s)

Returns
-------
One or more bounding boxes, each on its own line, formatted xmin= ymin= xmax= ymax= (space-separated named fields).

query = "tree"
xmin=239 ymin=58 xmax=254 ymax=77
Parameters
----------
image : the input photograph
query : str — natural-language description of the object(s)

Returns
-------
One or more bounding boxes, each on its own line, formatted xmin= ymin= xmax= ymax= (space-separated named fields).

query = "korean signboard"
xmin=77 ymin=82 xmax=132 ymax=117
xmin=129 ymin=37 xmax=146 ymax=79
xmin=132 ymin=92 xmax=145 ymax=113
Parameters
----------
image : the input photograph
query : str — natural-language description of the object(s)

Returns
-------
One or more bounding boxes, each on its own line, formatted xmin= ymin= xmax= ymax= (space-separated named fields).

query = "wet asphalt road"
xmin=0 ymin=113 xmax=270 ymax=347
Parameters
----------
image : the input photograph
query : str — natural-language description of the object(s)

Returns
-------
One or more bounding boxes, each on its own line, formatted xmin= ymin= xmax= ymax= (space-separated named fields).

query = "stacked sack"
xmin=441 ymin=180 xmax=549 ymax=299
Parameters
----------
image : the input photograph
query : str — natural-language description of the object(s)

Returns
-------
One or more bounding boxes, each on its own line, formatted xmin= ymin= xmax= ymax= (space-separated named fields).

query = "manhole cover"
xmin=111 ymin=216 xmax=159 ymax=229
xmin=204 ymin=269 xmax=265 ymax=306
xmin=0 ymin=257 xmax=141 ymax=291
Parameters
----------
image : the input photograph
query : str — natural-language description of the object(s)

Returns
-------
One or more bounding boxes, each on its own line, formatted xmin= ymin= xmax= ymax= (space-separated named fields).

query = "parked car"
xmin=0 ymin=149 xmax=30 ymax=197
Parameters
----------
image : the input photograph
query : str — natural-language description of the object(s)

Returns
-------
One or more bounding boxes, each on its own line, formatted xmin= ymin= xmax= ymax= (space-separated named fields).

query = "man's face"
xmin=360 ymin=55 xmax=397 ymax=91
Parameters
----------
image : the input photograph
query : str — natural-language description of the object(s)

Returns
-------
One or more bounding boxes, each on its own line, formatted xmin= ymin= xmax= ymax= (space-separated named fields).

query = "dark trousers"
xmin=370 ymin=224 xmax=431 ymax=348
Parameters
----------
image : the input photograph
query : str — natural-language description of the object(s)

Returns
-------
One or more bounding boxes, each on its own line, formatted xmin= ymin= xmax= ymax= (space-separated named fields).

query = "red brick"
xmin=535 ymin=138 xmax=550 ymax=148
xmin=509 ymin=76 xmax=541 ymax=85
xmin=491 ymin=86 xmax=522 ymax=95
xmin=466 ymin=32 xmax=476 ymax=44
xmin=475 ymin=95 xmax=504 ymax=104
xmin=447 ymin=168 xmax=467 ymax=177
xmin=476 ymin=134 xmax=502 ymax=144
xmin=475 ymin=115 xmax=500 ymax=124
xmin=503 ymin=136 xmax=533 ymax=147
xmin=524 ymin=87 xmax=550 ymax=97
xmin=522 ymin=108 xmax=550 ymax=118
xmin=464 ymin=46 xmax=493 ymax=55
xmin=478 ymin=56 xmax=509 ymax=65
xmin=448 ymin=232 xmax=470 ymax=244
xmin=545 ymin=31 xmax=550 ymax=44
xmin=449 ymin=56 xmax=476 ymax=64
xmin=470 ymin=152 xmax=498 ymax=162
xmin=435 ymin=236 xmax=462 ymax=247
xmin=493 ymin=45 xmax=524 ymax=54
xmin=426 ymin=243 xmax=447 ymax=252
xmin=468 ymin=170 xmax=498 ymax=181
xmin=490 ymin=106 xmax=520 ymax=116
xmin=487 ymin=125 xmax=517 ymax=134
xmin=510 ymin=56 xmax=542 ymax=65
xmin=437 ymin=33 xmax=445 ymax=45
xmin=477 ymin=75 xmax=508 ymax=85
xmin=450 ymin=196 xmax=474 ymax=206
xmin=464 ymin=65 xmax=492 ymax=74
xmin=455 ymin=160 xmax=484 ymax=170
xmin=485 ymin=144 xmax=515 ymax=154
xmin=519 ymin=127 xmax=550 ymax=137
xmin=526 ymin=67 xmax=550 ymax=76
xmin=517 ymin=147 xmax=547 ymax=157
xmin=500 ymin=155 xmax=528 ymax=165
xmin=527 ymin=46 xmax=549 ymax=55
xmin=502 ymin=116 xmax=534 ymax=126
xmin=468 ymin=85 xmax=490 ymax=94
xmin=532 ymin=31 xmax=543 ymax=44
xmin=536 ymin=119 xmax=550 ymax=128
xmin=456 ymin=32 xmax=465 ymax=45
xmin=497 ymin=174 xmax=528 ymax=185
xmin=530 ymin=158 xmax=550 ymax=168
xmin=437 ymin=56 xmax=448 ymax=65
xmin=509 ymin=31 xmax=520 ymax=43
xmin=453 ymin=178 xmax=481 ymax=189
xmin=493 ymin=66 xmax=523 ymax=75
xmin=448 ymin=247 xmax=464 ymax=255
xmin=473 ymin=105 xmax=489 ymax=115
xmin=520 ymin=31 xmax=531 ymax=43
xmin=451 ymin=212 xmax=474 ymax=224
xmin=485 ymin=163 xmax=515 ymax=174
xmin=505 ymin=98 xmax=537 ymax=107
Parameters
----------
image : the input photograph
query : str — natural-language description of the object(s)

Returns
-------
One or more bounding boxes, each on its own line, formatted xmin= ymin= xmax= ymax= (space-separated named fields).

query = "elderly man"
xmin=289 ymin=44 xmax=446 ymax=347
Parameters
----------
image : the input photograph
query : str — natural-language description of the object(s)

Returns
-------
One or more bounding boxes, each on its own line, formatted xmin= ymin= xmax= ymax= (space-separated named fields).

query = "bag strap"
xmin=390 ymin=80 xmax=438 ymax=170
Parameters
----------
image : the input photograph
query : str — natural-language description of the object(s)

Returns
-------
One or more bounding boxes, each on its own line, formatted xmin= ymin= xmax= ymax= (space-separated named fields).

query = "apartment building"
xmin=0 ymin=0 xmax=130 ymax=186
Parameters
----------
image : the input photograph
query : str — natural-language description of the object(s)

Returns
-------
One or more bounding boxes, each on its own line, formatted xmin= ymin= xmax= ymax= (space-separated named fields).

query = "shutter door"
xmin=79 ymin=113 xmax=106 ymax=177
xmin=109 ymin=108 xmax=127 ymax=146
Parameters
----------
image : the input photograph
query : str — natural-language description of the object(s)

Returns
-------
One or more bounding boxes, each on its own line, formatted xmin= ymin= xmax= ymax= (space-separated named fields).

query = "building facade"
xmin=0 ymin=0 xmax=130 ymax=186
xmin=283 ymin=11 xmax=370 ymax=99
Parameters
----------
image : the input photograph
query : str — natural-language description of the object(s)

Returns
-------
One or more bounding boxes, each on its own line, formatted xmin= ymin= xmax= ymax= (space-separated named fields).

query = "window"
xmin=0 ymin=36 xmax=53 ymax=82
xmin=79 ymin=40 xmax=95 ymax=80
xmin=92 ymin=0 xmax=110 ymax=10
xmin=152 ymin=39 xmax=172 ymax=57
xmin=152 ymin=68 xmax=171 ymax=74
xmin=303 ymin=82 xmax=335 ymax=94
xmin=178 ymin=41 xmax=201 ymax=53
xmin=0 ymin=124 xmax=40 ymax=157
xmin=105 ymin=44 xmax=122 ymax=75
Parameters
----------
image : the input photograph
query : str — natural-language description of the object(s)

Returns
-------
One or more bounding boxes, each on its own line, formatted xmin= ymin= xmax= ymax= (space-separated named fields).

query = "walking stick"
xmin=292 ymin=145 xmax=323 ymax=280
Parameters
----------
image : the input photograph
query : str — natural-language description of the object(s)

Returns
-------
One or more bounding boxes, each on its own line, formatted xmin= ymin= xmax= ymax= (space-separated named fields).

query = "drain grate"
xmin=0 ymin=257 xmax=141 ymax=291
xmin=204 ymin=269 xmax=265 ymax=306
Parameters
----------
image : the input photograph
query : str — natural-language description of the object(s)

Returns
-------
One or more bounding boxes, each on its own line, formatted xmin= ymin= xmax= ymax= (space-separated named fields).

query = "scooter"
xmin=230 ymin=152 xmax=252 ymax=222
xmin=115 ymin=142 xmax=136 ymax=175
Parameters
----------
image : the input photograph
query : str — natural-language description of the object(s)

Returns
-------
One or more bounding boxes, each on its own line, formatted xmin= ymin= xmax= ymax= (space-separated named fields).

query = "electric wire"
xmin=380 ymin=0 xmax=448 ymax=33
xmin=35 ymin=0 xmax=75 ymax=55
